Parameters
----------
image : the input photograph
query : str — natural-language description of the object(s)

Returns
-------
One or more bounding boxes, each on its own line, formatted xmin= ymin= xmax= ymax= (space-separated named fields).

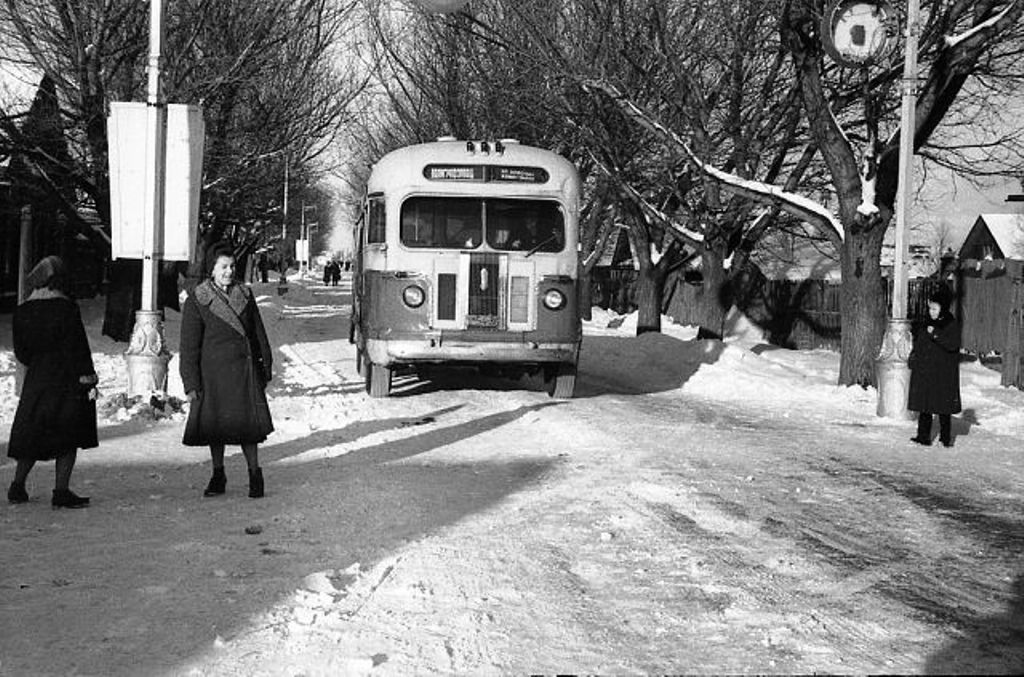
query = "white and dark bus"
xmin=350 ymin=137 xmax=582 ymax=398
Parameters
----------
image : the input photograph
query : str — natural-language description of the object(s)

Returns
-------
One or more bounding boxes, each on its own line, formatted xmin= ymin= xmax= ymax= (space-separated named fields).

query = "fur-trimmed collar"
xmin=192 ymin=279 xmax=252 ymax=337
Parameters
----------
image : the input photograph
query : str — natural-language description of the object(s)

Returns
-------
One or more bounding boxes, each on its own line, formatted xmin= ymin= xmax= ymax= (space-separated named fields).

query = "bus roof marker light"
xmin=480 ymin=141 xmax=489 ymax=155
xmin=466 ymin=141 xmax=475 ymax=153
xmin=494 ymin=140 xmax=504 ymax=154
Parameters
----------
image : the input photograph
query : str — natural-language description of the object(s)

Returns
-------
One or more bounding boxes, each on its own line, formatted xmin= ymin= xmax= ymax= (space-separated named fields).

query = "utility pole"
xmin=124 ymin=0 xmax=172 ymax=396
xmin=282 ymin=159 xmax=289 ymax=240
xmin=876 ymin=0 xmax=920 ymax=418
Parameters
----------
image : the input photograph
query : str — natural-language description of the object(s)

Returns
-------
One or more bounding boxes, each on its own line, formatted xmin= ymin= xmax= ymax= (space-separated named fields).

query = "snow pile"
xmin=582 ymin=304 xmax=1022 ymax=434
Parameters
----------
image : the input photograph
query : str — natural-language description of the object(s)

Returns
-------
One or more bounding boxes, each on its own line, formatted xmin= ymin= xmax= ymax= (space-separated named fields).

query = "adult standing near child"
xmin=180 ymin=243 xmax=274 ymax=498
xmin=908 ymin=285 xmax=962 ymax=447
xmin=7 ymin=255 xmax=98 ymax=508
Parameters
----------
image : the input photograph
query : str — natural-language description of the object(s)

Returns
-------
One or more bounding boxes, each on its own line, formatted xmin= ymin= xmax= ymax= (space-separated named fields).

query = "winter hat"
xmin=204 ymin=242 xmax=235 ymax=276
xmin=25 ymin=255 xmax=65 ymax=290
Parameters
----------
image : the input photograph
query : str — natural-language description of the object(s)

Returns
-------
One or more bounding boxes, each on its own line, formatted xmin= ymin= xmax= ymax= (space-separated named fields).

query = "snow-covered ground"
xmin=1 ymin=273 xmax=1022 ymax=675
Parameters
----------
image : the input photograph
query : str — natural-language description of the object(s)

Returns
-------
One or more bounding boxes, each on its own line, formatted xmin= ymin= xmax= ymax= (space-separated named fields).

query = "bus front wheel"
xmin=366 ymin=361 xmax=393 ymax=398
xmin=544 ymin=362 xmax=576 ymax=399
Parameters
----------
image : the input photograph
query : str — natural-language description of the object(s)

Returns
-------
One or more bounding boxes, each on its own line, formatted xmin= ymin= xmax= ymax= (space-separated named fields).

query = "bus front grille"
xmin=467 ymin=254 xmax=503 ymax=329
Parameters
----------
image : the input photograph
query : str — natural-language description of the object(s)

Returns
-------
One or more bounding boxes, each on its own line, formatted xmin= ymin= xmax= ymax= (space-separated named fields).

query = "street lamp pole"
xmin=282 ymin=158 xmax=289 ymax=240
xmin=124 ymin=0 xmax=172 ymax=395
xmin=876 ymin=0 xmax=921 ymax=417
xmin=300 ymin=198 xmax=307 ymax=275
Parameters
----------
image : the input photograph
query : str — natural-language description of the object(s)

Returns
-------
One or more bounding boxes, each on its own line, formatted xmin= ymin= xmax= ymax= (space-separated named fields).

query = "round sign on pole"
xmin=821 ymin=0 xmax=898 ymax=67
xmin=408 ymin=0 xmax=470 ymax=13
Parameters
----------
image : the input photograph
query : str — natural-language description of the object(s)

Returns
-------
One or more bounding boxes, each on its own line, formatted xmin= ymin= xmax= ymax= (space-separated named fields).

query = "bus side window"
xmin=368 ymin=196 xmax=386 ymax=244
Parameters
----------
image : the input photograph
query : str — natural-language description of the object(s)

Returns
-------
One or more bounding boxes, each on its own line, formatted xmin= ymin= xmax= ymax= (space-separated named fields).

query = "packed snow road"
xmin=1 ymin=275 xmax=1022 ymax=675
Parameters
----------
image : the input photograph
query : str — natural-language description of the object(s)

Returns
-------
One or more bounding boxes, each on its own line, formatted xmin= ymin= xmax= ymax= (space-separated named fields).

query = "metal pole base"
xmin=125 ymin=309 xmax=171 ymax=396
xmin=875 ymin=318 xmax=914 ymax=419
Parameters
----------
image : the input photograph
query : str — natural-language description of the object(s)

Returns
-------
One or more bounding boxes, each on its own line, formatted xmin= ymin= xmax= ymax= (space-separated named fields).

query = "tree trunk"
xmin=838 ymin=228 xmax=888 ymax=387
xmin=634 ymin=265 xmax=662 ymax=335
xmin=694 ymin=246 xmax=729 ymax=339
xmin=579 ymin=266 xmax=594 ymax=321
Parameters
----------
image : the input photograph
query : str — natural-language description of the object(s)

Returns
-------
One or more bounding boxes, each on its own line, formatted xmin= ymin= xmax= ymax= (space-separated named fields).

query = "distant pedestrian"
xmin=323 ymin=260 xmax=332 ymax=286
xmin=257 ymin=254 xmax=270 ymax=284
xmin=7 ymin=255 xmax=98 ymax=508
xmin=180 ymin=244 xmax=274 ymax=498
xmin=908 ymin=286 xmax=962 ymax=447
xmin=330 ymin=260 xmax=341 ymax=286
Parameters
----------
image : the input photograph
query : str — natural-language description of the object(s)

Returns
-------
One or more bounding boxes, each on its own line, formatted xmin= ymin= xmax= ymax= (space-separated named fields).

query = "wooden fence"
xmin=964 ymin=259 xmax=1024 ymax=387
xmin=594 ymin=259 xmax=1024 ymax=388
xmin=659 ymin=276 xmax=957 ymax=352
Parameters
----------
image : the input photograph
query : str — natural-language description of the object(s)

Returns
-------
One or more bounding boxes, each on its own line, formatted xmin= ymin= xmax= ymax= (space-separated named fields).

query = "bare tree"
xmin=0 ymin=0 xmax=366 ymax=336
xmin=586 ymin=0 xmax=1023 ymax=385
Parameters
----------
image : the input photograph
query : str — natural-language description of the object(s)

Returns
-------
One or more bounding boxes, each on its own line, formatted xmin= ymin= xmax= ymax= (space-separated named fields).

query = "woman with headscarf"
xmin=7 ymin=256 xmax=98 ymax=508
xmin=908 ymin=285 xmax=962 ymax=447
xmin=180 ymin=243 xmax=274 ymax=498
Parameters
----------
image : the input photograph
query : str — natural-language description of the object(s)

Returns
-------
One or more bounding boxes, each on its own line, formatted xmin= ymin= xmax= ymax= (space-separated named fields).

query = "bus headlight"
xmin=402 ymin=285 xmax=426 ymax=308
xmin=542 ymin=289 xmax=566 ymax=310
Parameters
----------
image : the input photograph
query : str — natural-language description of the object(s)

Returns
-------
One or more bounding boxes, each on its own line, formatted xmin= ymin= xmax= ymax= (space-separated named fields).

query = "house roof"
xmin=961 ymin=213 xmax=1024 ymax=260
xmin=958 ymin=214 xmax=1024 ymax=259
xmin=594 ymin=227 xmax=634 ymax=268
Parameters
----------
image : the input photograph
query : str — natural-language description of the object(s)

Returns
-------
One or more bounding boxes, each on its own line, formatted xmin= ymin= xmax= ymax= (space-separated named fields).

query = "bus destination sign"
xmin=424 ymin=164 xmax=549 ymax=184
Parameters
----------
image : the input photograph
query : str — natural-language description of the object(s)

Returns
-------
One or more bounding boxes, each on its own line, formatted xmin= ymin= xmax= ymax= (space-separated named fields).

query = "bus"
xmin=350 ymin=137 xmax=582 ymax=398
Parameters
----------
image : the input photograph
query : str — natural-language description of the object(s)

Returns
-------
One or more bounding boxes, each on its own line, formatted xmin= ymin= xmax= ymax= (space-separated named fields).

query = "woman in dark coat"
xmin=7 ymin=256 xmax=98 ymax=508
xmin=908 ymin=286 xmax=962 ymax=447
xmin=180 ymin=244 xmax=274 ymax=498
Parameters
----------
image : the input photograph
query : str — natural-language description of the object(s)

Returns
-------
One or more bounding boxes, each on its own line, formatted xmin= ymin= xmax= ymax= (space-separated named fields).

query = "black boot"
xmin=8 ymin=481 xmax=28 ymax=504
xmin=911 ymin=412 xmax=933 ymax=446
xmin=939 ymin=414 xmax=953 ymax=447
xmin=51 ymin=489 xmax=90 ymax=509
xmin=204 ymin=467 xmax=227 ymax=497
xmin=248 ymin=468 xmax=264 ymax=499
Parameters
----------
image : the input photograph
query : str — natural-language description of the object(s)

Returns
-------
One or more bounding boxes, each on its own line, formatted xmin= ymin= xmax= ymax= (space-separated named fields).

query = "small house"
xmin=958 ymin=213 xmax=1024 ymax=261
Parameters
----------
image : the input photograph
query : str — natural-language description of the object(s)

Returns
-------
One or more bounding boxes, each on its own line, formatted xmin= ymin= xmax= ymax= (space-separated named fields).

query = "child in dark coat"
xmin=908 ymin=286 xmax=961 ymax=447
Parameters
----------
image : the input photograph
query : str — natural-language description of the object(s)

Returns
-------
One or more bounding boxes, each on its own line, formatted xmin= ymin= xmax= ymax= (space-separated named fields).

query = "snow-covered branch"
xmin=858 ymin=157 xmax=880 ymax=218
xmin=585 ymin=150 xmax=705 ymax=247
xmin=584 ymin=79 xmax=845 ymax=244
xmin=944 ymin=0 xmax=1018 ymax=48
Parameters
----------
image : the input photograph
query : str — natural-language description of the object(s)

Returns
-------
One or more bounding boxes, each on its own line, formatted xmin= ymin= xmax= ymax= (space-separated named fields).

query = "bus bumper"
xmin=366 ymin=336 xmax=579 ymax=366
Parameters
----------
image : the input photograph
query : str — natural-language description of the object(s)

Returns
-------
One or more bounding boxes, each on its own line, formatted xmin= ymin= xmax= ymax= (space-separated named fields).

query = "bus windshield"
xmin=400 ymin=197 xmax=564 ymax=252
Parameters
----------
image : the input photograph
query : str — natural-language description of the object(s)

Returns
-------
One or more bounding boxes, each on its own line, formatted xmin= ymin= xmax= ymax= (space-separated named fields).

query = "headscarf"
xmin=25 ymin=255 xmax=65 ymax=290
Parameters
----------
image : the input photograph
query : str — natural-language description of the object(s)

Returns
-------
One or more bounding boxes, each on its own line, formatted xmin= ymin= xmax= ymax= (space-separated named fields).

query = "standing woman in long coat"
xmin=7 ymin=256 xmax=98 ymax=508
xmin=908 ymin=286 xmax=962 ymax=447
xmin=180 ymin=244 xmax=274 ymax=498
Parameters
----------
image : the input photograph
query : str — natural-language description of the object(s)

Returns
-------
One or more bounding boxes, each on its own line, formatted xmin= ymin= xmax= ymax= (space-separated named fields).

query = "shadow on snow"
xmin=0 ymin=404 xmax=560 ymax=677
